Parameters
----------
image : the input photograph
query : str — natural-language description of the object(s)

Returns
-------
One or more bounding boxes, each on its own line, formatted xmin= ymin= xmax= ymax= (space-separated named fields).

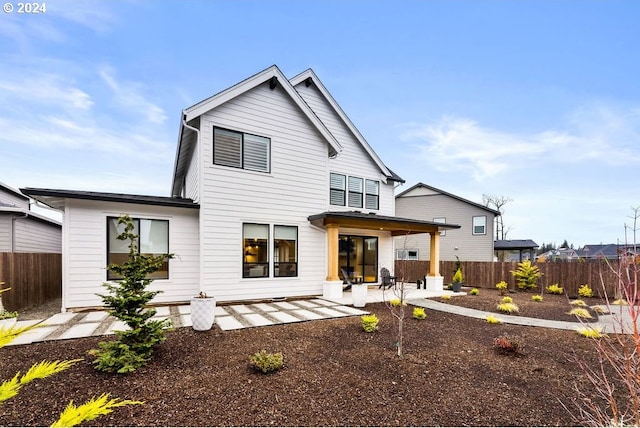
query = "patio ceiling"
xmin=308 ymin=211 xmax=460 ymax=236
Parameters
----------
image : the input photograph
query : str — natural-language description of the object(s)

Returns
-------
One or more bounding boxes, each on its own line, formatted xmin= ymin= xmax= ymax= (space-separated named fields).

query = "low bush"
xmin=469 ymin=288 xmax=479 ymax=295
xmin=495 ymin=281 xmax=508 ymax=295
xmin=501 ymin=296 xmax=513 ymax=304
xmin=412 ymin=307 xmax=426 ymax=320
xmin=612 ymin=299 xmax=628 ymax=306
xmin=249 ymin=350 xmax=284 ymax=374
xmin=577 ymin=326 xmax=606 ymax=339
xmin=496 ymin=302 xmax=519 ymax=314
xmin=546 ymin=283 xmax=564 ymax=295
xmin=441 ymin=294 xmax=451 ymax=300
xmin=591 ymin=305 xmax=608 ymax=314
xmin=486 ymin=315 xmax=502 ymax=324
xmin=493 ymin=334 xmax=523 ymax=355
xmin=532 ymin=294 xmax=543 ymax=302
xmin=570 ymin=299 xmax=587 ymax=307
xmin=578 ymin=284 xmax=594 ymax=298
xmin=361 ymin=314 xmax=379 ymax=332
xmin=389 ymin=298 xmax=406 ymax=307
xmin=568 ymin=308 xmax=593 ymax=319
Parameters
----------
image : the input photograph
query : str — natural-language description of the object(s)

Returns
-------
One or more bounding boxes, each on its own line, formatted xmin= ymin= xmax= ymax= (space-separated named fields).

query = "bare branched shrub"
xmin=564 ymin=206 xmax=640 ymax=426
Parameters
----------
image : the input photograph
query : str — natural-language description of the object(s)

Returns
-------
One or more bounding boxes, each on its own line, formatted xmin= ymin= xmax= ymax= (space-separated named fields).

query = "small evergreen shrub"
xmin=441 ymin=294 xmax=451 ymax=300
xmin=546 ymin=283 xmax=564 ymax=295
xmin=510 ymin=260 xmax=542 ymax=290
xmin=496 ymin=302 xmax=519 ymax=314
xmin=501 ymin=296 xmax=513 ymax=304
xmin=612 ymin=299 xmax=628 ymax=306
xmin=495 ymin=281 xmax=508 ymax=295
xmin=568 ymin=308 xmax=593 ymax=319
xmin=486 ymin=315 xmax=502 ymax=324
xmin=493 ymin=334 xmax=523 ymax=355
xmin=249 ymin=350 xmax=284 ymax=374
xmin=578 ymin=284 xmax=594 ymax=298
xmin=532 ymin=294 xmax=543 ymax=302
xmin=469 ymin=288 xmax=479 ymax=295
xmin=412 ymin=307 xmax=426 ymax=320
xmin=570 ymin=299 xmax=588 ymax=307
xmin=577 ymin=326 xmax=606 ymax=339
xmin=361 ymin=314 xmax=379 ymax=332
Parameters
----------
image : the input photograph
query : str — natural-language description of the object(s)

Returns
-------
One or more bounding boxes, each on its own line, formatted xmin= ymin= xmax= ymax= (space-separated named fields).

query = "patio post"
xmin=326 ymin=224 xmax=339 ymax=281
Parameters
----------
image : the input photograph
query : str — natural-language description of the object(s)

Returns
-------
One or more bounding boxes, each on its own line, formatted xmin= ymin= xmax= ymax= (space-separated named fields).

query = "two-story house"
xmin=394 ymin=182 xmax=499 ymax=263
xmin=23 ymin=66 xmax=458 ymax=311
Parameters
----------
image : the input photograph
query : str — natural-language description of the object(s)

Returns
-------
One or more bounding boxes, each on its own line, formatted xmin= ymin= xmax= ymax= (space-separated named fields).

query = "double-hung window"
xmin=472 ymin=216 xmax=487 ymax=235
xmin=348 ymin=176 xmax=363 ymax=208
xmin=330 ymin=173 xmax=346 ymax=206
xmin=213 ymin=127 xmax=270 ymax=173
xmin=107 ymin=217 xmax=169 ymax=280
xmin=274 ymin=225 xmax=297 ymax=277
xmin=365 ymin=179 xmax=379 ymax=210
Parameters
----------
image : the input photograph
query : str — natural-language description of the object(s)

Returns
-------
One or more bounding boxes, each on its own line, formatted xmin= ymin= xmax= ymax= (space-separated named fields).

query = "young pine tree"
xmin=90 ymin=214 xmax=174 ymax=373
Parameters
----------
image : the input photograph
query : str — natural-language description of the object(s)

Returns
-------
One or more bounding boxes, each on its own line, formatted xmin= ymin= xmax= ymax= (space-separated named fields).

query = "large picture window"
xmin=107 ymin=217 xmax=169 ymax=280
xmin=214 ymin=127 xmax=270 ymax=173
xmin=274 ymin=225 xmax=297 ymax=277
xmin=243 ymin=223 xmax=269 ymax=278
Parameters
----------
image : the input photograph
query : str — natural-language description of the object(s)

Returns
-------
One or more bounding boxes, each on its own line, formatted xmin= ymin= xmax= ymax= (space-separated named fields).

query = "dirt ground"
xmin=1 ymin=288 xmax=623 ymax=427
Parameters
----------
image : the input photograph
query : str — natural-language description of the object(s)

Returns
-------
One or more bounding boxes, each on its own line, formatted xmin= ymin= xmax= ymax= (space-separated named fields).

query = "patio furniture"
xmin=340 ymin=267 xmax=354 ymax=291
xmin=380 ymin=267 xmax=396 ymax=290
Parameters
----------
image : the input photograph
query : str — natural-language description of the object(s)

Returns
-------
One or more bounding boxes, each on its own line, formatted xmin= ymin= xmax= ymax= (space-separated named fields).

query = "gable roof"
xmin=289 ymin=69 xmax=403 ymax=183
xmin=494 ymin=239 xmax=539 ymax=250
xmin=396 ymin=182 xmax=501 ymax=216
xmin=0 ymin=181 xmax=29 ymax=203
xmin=172 ymin=65 xmax=343 ymax=196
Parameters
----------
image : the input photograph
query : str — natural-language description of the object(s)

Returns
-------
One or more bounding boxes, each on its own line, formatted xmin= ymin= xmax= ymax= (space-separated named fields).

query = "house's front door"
xmin=338 ymin=235 xmax=378 ymax=283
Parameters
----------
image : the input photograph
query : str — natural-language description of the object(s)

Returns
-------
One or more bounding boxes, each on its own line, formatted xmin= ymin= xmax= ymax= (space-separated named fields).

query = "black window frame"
xmin=213 ymin=126 xmax=271 ymax=173
xmin=330 ymin=172 xmax=346 ymax=206
xmin=106 ymin=216 xmax=170 ymax=280
xmin=365 ymin=179 xmax=379 ymax=210
xmin=274 ymin=225 xmax=298 ymax=278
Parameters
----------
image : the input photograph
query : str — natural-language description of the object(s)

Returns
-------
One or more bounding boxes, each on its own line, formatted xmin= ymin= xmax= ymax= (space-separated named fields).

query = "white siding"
xmin=294 ymin=83 xmax=395 ymax=216
xmin=63 ymin=199 xmax=199 ymax=310
xmin=198 ymin=82 xmax=329 ymax=302
xmin=395 ymin=192 xmax=495 ymax=262
xmin=184 ymin=133 xmax=199 ymax=202
xmin=13 ymin=218 xmax=61 ymax=253
xmin=0 ymin=216 xmax=11 ymax=251
xmin=0 ymin=187 xmax=29 ymax=210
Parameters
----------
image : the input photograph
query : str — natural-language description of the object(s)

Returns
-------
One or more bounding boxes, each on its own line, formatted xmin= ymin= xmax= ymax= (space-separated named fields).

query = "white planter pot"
xmin=352 ymin=283 xmax=368 ymax=308
xmin=0 ymin=317 xmax=17 ymax=329
xmin=190 ymin=297 xmax=216 ymax=331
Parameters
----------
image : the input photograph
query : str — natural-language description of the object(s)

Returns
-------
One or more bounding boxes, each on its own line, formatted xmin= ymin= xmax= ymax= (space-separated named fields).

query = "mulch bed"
xmin=0 ymin=294 xmax=621 ymax=427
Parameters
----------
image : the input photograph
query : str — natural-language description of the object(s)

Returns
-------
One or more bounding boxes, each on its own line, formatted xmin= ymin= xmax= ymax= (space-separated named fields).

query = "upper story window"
xmin=348 ymin=177 xmax=363 ymax=208
xmin=472 ymin=215 xmax=487 ymax=235
xmin=107 ymin=217 xmax=170 ymax=280
xmin=365 ymin=179 xmax=379 ymax=210
xmin=213 ymin=127 xmax=270 ymax=173
xmin=396 ymin=249 xmax=419 ymax=260
xmin=330 ymin=173 xmax=346 ymax=206
xmin=330 ymin=173 xmax=379 ymax=210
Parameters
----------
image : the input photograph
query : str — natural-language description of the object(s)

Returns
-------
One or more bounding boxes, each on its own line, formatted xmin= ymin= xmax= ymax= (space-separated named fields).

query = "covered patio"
xmin=308 ymin=211 xmax=460 ymax=298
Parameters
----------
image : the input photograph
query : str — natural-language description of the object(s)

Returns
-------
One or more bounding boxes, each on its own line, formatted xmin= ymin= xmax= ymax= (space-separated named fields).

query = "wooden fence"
xmin=394 ymin=260 xmax=624 ymax=298
xmin=0 ymin=253 xmax=62 ymax=312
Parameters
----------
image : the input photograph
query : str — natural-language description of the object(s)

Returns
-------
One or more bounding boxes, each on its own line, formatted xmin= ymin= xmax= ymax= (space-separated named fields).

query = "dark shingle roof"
xmin=494 ymin=239 xmax=539 ymax=250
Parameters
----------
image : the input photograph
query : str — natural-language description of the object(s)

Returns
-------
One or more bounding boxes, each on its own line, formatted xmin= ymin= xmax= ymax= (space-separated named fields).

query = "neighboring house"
xmin=576 ymin=244 xmax=636 ymax=260
xmin=23 ymin=65 xmax=459 ymax=311
xmin=494 ymin=239 xmax=539 ymax=262
xmin=394 ymin=182 xmax=499 ymax=263
xmin=0 ymin=181 xmax=61 ymax=253
xmin=536 ymin=247 xmax=578 ymax=262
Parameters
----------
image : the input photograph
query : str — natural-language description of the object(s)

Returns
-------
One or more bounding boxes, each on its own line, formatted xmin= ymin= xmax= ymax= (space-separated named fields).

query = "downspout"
xmin=181 ymin=114 xmax=204 ymax=295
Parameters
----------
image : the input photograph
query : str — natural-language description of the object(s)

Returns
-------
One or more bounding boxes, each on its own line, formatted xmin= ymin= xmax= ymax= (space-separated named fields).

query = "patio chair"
xmin=380 ymin=267 xmax=396 ymax=290
xmin=340 ymin=267 xmax=354 ymax=291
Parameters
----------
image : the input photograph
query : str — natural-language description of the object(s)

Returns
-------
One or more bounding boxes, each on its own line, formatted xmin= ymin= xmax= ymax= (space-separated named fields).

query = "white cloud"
xmin=99 ymin=67 xmax=168 ymax=124
xmin=0 ymin=73 xmax=93 ymax=110
xmin=402 ymin=103 xmax=640 ymax=182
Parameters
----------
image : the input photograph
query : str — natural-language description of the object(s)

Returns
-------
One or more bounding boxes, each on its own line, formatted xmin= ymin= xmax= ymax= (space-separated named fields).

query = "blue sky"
xmin=1 ymin=0 xmax=639 ymax=248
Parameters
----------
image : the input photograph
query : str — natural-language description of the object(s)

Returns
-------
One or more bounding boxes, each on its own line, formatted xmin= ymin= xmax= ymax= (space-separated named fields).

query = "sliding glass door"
xmin=338 ymin=235 xmax=378 ymax=283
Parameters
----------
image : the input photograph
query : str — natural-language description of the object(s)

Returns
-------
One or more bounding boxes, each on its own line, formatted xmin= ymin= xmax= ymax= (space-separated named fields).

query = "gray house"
xmin=0 ymin=182 xmax=61 ymax=253
xmin=394 ymin=182 xmax=499 ymax=262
